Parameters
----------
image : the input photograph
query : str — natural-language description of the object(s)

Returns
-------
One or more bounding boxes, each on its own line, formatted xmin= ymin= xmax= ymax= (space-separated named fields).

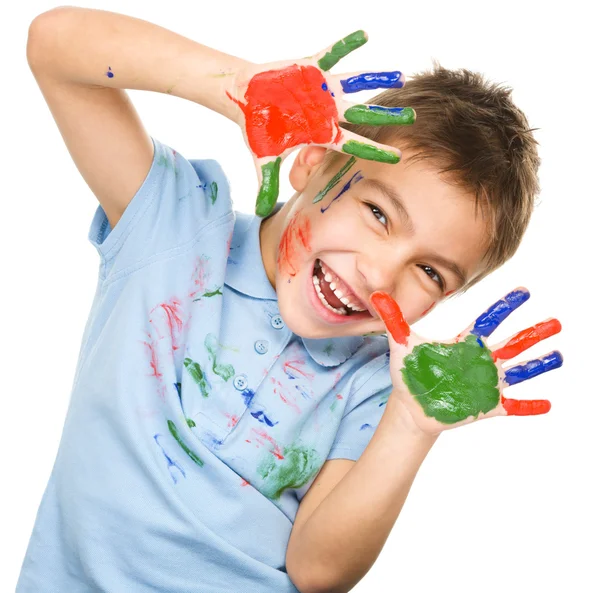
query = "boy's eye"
xmin=365 ymin=202 xmax=388 ymax=227
xmin=418 ymin=264 xmax=445 ymax=292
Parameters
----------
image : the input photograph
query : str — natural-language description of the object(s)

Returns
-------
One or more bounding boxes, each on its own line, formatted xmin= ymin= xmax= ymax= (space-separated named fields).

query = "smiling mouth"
xmin=312 ymin=259 xmax=371 ymax=318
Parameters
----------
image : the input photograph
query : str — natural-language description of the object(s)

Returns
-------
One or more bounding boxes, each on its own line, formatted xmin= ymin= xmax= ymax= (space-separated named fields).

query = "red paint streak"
xmin=283 ymin=356 xmax=315 ymax=381
xmin=270 ymin=377 xmax=302 ymax=414
xmin=370 ymin=291 xmax=411 ymax=346
xmin=245 ymin=439 xmax=251 ymax=443
xmin=188 ymin=255 xmax=210 ymax=299
xmin=251 ymin=428 xmax=284 ymax=459
xmin=277 ymin=212 xmax=312 ymax=278
xmin=336 ymin=393 xmax=343 ymax=400
xmin=501 ymin=395 xmax=551 ymax=416
xmin=226 ymin=64 xmax=342 ymax=159
xmin=149 ymin=297 xmax=187 ymax=352
xmin=444 ymin=290 xmax=455 ymax=297
xmin=240 ymin=479 xmax=249 ymax=487
xmin=141 ymin=335 xmax=163 ymax=380
xmin=492 ymin=319 xmax=562 ymax=362
xmin=222 ymin=412 xmax=240 ymax=428
xmin=420 ymin=302 xmax=435 ymax=318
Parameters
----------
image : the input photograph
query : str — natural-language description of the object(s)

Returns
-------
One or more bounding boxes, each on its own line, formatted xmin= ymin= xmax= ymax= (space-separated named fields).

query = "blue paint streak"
xmin=471 ymin=289 xmax=531 ymax=338
xmin=360 ymin=423 xmax=372 ymax=430
xmin=251 ymin=410 xmax=279 ymax=427
xmin=476 ymin=337 xmax=485 ymax=349
xmin=504 ymin=351 xmax=563 ymax=386
xmin=321 ymin=82 xmax=328 ymax=91
xmin=153 ymin=434 xmax=186 ymax=484
xmin=340 ymin=71 xmax=404 ymax=93
xmin=331 ymin=91 xmax=335 ymax=97
xmin=241 ymin=388 xmax=256 ymax=407
xmin=174 ymin=382 xmax=182 ymax=401
xmin=367 ymin=105 xmax=405 ymax=115
xmin=321 ymin=171 xmax=364 ymax=213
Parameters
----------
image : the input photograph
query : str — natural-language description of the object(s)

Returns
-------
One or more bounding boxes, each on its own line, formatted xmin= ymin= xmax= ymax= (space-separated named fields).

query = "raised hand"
xmin=370 ymin=288 xmax=563 ymax=436
xmin=226 ymin=31 xmax=416 ymax=217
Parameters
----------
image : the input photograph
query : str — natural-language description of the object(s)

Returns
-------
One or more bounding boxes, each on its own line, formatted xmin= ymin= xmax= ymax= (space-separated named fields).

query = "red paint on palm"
xmin=492 ymin=318 xmax=562 ymax=362
xmin=501 ymin=395 xmax=551 ymax=416
xmin=277 ymin=212 xmax=312 ymax=277
xmin=370 ymin=291 xmax=411 ymax=346
xmin=226 ymin=64 xmax=343 ymax=158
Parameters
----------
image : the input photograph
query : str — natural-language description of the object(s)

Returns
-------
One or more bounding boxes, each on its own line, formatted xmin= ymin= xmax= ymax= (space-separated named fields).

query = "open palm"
xmin=370 ymin=288 xmax=563 ymax=436
xmin=226 ymin=30 xmax=416 ymax=217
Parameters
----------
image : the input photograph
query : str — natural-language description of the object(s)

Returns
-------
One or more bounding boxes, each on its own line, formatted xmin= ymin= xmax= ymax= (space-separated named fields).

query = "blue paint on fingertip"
xmin=471 ymin=289 xmax=531 ymax=338
xmin=504 ymin=351 xmax=563 ymax=386
xmin=340 ymin=71 xmax=404 ymax=93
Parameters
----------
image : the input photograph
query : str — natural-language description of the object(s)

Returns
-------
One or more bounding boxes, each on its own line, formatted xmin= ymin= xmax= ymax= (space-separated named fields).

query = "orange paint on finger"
xmin=277 ymin=212 xmax=312 ymax=278
xmin=492 ymin=318 xmax=562 ymax=362
xmin=501 ymin=395 xmax=551 ymax=416
xmin=370 ymin=291 xmax=410 ymax=346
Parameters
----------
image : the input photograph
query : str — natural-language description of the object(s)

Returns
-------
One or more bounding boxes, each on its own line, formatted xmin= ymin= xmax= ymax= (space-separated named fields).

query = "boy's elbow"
xmin=287 ymin=557 xmax=347 ymax=593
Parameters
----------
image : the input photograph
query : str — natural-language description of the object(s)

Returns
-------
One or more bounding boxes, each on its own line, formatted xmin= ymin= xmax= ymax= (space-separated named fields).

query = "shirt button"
xmin=254 ymin=339 xmax=269 ymax=354
xmin=233 ymin=374 xmax=249 ymax=391
xmin=271 ymin=314 xmax=284 ymax=330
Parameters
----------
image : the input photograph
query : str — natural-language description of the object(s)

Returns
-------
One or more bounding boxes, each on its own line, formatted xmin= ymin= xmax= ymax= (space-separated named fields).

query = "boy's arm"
xmin=286 ymin=394 xmax=437 ymax=593
xmin=26 ymin=6 xmax=246 ymax=229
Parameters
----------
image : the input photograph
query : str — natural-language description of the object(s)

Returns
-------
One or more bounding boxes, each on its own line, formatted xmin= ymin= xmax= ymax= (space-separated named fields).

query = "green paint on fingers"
xmin=318 ymin=31 xmax=367 ymax=71
xmin=344 ymin=105 xmax=416 ymax=126
xmin=184 ymin=357 xmax=210 ymax=398
xmin=168 ymin=419 xmax=204 ymax=467
xmin=256 ymin=157 xmax=282 ymax=218
xmin=257 ymin=443 xmax=322 ymax=500
xmin=313 ymin=156 xmax=356 ymax=203
xmin=342 ymin=140 xmax=400 ymax=164
xmin=401 ymin=335 xmax=500 ymax=424
xmin=204 ymin=333 xmax=235 ymax=382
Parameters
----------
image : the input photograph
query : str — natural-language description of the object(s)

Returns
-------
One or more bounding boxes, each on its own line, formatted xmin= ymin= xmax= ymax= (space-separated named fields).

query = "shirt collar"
xmin=225 ymin=204 xmax=364 ymax=367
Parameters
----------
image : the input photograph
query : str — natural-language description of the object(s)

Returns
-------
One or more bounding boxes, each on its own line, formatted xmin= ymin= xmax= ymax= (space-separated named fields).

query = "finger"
xmin=255 ymin=157 xmax=282 ymax=218
xmin=469 ymin=287 xmax=530 ymax=339
xmin=500 ymin=395 xmax=551 ymax=416
xmin=334 ymin=70 xmax=407 ymax=94
xmin=491 ymin=318 xmax=562 ymax=362
xmin=369 ymin=291 xmax=411 ymax=346
xmin=327 ymin=129 xmax=402 ymax=164
xmin=341 ymin=102 xmax=416 ymax=126
xmin=316 ymin=31 xmax=368 ymax=72
xmin=502 ymin=350 xmax=563 ymax=386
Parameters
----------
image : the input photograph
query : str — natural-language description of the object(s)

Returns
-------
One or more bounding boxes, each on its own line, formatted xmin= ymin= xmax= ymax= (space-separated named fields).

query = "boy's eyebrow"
xmin=362 ymin=177 xmax=468 ymax=287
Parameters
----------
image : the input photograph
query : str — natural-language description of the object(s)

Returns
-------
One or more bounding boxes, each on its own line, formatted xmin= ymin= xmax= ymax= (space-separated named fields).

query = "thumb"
xmin=369 ymin=291 xmax=411 ymax=346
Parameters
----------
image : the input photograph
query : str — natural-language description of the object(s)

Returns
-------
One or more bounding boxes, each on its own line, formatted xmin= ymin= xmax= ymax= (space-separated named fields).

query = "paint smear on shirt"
xmin=204 ymin=333 xmax=235 ymax=381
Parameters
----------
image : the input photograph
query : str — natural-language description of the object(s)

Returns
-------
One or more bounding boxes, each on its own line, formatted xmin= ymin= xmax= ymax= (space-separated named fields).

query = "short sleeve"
xmin=327 ymin=357 xmax=394 ymax=461
xmin=88 ymin=136 xmax=233 ymax=282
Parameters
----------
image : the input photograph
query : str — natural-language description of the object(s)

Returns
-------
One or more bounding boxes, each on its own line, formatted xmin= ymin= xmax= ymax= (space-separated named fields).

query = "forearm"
xmin=287 ymin=394 xmax=438 ymax=593
xmin=26 ymin=6 xmax=248 ymax=121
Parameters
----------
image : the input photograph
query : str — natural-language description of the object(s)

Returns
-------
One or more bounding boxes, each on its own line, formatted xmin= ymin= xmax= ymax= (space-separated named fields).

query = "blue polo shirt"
xmin=16 ymin=136 xmax=393 ymax=592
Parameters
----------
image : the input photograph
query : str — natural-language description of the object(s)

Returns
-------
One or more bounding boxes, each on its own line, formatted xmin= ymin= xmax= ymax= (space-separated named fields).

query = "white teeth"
xmin=313 ymin=275 xmax=348 ymax=315
xmin=314 ymin=259 xmax=367 ymax=313
xmin=324 ymin=272 xmax=333 ymax=282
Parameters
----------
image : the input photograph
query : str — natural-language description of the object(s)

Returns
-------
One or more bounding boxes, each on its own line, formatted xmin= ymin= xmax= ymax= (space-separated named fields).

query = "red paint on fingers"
xmin=492 ymin=318 xmax=562 ymax=362
xmin=370 ymin=291 xmax=410 ymax=346
xmin=501 ymin=395 xmax=551 ymax=416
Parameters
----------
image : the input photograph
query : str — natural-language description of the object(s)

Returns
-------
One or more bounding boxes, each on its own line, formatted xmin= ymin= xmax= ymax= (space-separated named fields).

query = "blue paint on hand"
xmin=322 ymin=82 xmax=328 ymax=91
xmin=504 ymin=351 xmax=563 ymax=386
xmin=340 ymin=71 xmax=404 ymax=93
xmin=471 ymin=289 xmax=531 ymax=338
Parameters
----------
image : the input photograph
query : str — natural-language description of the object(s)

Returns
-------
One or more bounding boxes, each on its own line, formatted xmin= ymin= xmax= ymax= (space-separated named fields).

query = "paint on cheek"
xmin=321 ymin=171 xmax=364 ymax=213
xmin=105 ymin=66 xmax=114 ymax=78
xmin=225 ymin=64 xmax=342 ymax=159
xmin=492 ymin=319 xmax=561 ymax=361
xmin=420 ymin=302 xmax=435 ymax=318
xmin=277 ymin=212 xmax=312 ymax=278
xmin=312 ymin=157 xmax=356 ymax=204
xmin=401 ymin=335 xmax=500 ymax=424
xmin=257 ymin=442 xmax=322 ymax=500
xmin=342 ymin=139 xmax=400 ymax=164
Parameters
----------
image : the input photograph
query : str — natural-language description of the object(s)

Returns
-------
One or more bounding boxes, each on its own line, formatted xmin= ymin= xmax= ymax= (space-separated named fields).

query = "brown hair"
xmin=322 ymin=61 xmax=541 ymax=292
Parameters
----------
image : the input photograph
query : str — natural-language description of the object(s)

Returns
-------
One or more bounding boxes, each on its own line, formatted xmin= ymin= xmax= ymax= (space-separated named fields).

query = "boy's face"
xmin=259 ymin=145 xmax=490 ymax=339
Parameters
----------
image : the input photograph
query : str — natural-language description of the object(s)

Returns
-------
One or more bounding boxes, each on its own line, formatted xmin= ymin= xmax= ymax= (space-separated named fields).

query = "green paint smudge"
xmin=312 ymin=156 xmax=356 ymax=204
xmin=342 ymin=140 xmax=400 ymax=164
xmin=344 ymin=105 xmax=416 ymax=126
xmin=168 ymin=419 xmax=204 ymax=467
xmin=401 ymin=335 xmax=500 ymax=424
xmin=204 ymin=333 xmax=235 ymax=381
xmin=256 ymin=158 xmax=282 ymax=217
xmin=257 ymin=443 xmax=322 ymax=500
xmin=186 ymin=418 xmax=196 ymax=428
xmin=318 ymin=31 xmax=367 ymax=71
xmin=209 ymin=181 xmax=218 ymax=205
xmin=203 ymin=286 xmax=223 ymax=297
xmin=183 ymin=357 xmax=210 ymax=398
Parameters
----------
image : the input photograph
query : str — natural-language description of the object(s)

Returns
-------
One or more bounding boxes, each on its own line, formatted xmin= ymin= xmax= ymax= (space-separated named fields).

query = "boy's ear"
xmin=289 ymin=145 xmax=328 ymax=192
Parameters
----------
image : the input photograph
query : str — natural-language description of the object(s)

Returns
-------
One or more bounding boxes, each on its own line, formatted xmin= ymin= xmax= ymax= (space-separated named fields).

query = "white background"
xmin=2 ymin=1 xmax=598 ymax=591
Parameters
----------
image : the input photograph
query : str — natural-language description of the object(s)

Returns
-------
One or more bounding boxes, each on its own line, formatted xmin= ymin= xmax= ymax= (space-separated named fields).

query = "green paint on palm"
xmin=184 ymin=357 xmax=210 ymax=398
xmin=401 ymin=335 xmax=500 ymax=424
xmin=342 ymin=140 xmax=400 ymax=164
xmin=209 ymin=181 xmax=218 ymax=204
xmin=256 ymin=157 xmax=282 ymax=218
xmin=204 ymin=333 xmax=235 ymax=381
xmin=318 ymin=31 xmax=367 ymax=71
xmin=312 ymin=157 xmax=356 ymax=203
xmin=168 ymin=419 xmax=204 ymax=467
xmin=257 ymin=443 xmax=321 ymax=500
xmin=344 ymin=105 xmax=416 ymax=126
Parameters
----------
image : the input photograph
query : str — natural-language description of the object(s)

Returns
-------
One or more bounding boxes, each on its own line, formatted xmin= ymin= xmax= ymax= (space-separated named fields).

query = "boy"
xmin=21 ymin=6 xmax=562 ymax=593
